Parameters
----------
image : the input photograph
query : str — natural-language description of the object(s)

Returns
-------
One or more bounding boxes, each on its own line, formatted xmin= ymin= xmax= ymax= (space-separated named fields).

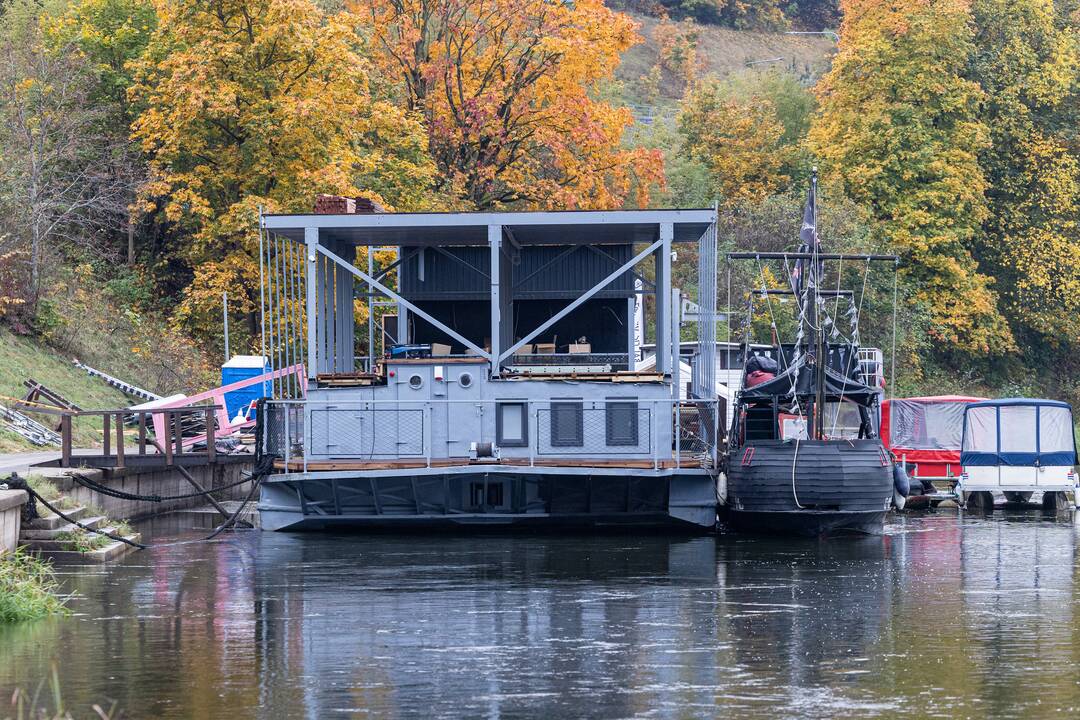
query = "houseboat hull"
xmin=725 ymin=439 xmax=894 ymax=536
xmin=258 ymin=466 xmax=719 ymax=533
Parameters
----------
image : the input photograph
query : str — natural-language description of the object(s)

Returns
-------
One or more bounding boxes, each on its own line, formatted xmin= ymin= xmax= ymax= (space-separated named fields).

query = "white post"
xmin=655 ymin=223 xmax=673 ymax=374
xmin=305 ymin=227 xmax=318 ymax=380
xmin=489 ymin=225 xmax=501 ymax=378
xmin=222 ymin=291 xmax=230 ymax=361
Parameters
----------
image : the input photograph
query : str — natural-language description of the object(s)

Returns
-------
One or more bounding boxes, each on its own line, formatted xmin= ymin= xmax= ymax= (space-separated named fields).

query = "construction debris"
xmin=72 ymin=358 xmax=162 ymax=402
xmin=313 ymin=194 xmax=386 ymax=215
xmin=0 ymin=403 xmax=61 ymax=446
xmin=22 ymin=379 xmax=81 ymax=431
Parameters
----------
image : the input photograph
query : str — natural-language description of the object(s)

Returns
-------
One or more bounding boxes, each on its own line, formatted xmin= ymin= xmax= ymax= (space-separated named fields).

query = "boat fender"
xmin=746 ymin=370 xmax=775 ymax=388
xmin=893 ymin=489 xmax=906 ymax=511
xmin=892 ymin=463 xmax=911 ymax=498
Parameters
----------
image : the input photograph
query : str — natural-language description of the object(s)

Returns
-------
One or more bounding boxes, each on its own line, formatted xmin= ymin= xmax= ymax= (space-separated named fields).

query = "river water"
xmin=2 ymin=510 xmax=1079 ymax=718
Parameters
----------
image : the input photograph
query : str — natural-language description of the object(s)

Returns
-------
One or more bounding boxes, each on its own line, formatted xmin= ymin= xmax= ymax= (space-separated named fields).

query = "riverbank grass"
xmin=0 ymin=549 xmax=68 ymax=622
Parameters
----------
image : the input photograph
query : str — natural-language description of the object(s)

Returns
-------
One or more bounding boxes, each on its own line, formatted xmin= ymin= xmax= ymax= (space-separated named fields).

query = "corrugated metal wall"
xmin=399 ymin=245 xmax=634 ymax=300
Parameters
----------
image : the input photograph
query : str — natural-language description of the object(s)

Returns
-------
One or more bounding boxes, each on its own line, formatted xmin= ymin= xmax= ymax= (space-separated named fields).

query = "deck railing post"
xmin=675 ymin=400 xmax=681 ymax=469
xmin=114 ymin=412 xmax=125 ymax=469
xmin=164 ymin=411 xmax=174 ymax=465
xmin=174 ymin=411 xmax=183 ymax=461
xmin=138 ymin=413 xmax=147 ymax=455
xmin=206 ymin=407 xmax=216 ymax=462
xmin=102 ymin=413 xmax=111 ymax=458
xmin=284 ymin=402 xmax=291 ymax=474
xmin=61 ymin=414 xmax=72 ymax=467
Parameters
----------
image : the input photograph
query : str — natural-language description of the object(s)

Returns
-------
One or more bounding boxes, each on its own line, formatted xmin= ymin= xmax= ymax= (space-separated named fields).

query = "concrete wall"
xmin=0 ymin=489 xmax=27 ymax=553
xmin=43 ymin=460 xmax=253 ymax=522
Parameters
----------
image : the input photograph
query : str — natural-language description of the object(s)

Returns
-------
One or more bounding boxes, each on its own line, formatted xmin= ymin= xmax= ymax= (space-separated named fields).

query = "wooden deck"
xmin=272 ymin=456 xmax=708 ymax=472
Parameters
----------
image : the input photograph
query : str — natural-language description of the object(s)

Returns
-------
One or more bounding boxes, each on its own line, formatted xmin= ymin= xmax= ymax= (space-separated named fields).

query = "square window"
xmin=606 ymin=400 xmax=639 ymax=446
xmin=497 ymin=402 xmax=528 ymax=447
xmin=551 ymin=401 xmax=584 ymax=447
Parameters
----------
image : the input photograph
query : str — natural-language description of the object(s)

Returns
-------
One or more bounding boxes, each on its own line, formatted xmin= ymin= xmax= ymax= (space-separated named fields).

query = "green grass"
xmin=0 ymin=550 xmax=68 ymax=623
xmin=24 ymin=476 xmax=79 ymax=516
xmin=0 ymin=329 xmax=131 ymax=451
xmin=54 ymin=528 xmax=111 ymax=553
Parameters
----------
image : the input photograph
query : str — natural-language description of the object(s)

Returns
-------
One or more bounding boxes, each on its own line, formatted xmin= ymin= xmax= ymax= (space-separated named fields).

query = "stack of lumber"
xmin=313 ymin=194 xmax=387 ymax=215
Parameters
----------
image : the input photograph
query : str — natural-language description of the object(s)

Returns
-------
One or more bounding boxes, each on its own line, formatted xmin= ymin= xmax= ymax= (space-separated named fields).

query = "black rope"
xmin=3 ymin=453 xmax=277 ymax=553
xmin=24 ymin=483 xmax=147 ymax=550
xmin=68 ymin=471 xmax=253 ymax=503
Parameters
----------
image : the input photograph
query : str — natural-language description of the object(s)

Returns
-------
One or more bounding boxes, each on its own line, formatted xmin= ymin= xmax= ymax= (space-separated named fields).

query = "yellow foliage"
xmin=129 ymin=0 xmax=435 ymax=341
xmin=679 ymin=80 xmax=791 ymax=206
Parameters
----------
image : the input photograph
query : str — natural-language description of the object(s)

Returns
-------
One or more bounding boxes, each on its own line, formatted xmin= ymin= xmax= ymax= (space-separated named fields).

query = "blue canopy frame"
xmin=961 ymin=398 xmax=1078 ymax=467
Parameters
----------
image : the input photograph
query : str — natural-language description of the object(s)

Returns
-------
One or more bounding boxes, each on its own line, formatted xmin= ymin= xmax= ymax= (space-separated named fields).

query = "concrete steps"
xmin=21 ymin=515 xmax=108 ymax=541
xmin=40 ymin=530 xmax=143 ymax=563
xmin=20 ymin=494 xmax=142 ymax=563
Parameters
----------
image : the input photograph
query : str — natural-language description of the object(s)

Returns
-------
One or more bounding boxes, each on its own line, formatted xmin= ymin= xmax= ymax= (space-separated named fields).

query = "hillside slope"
xmin=1 ymin=267 xmax=215 ymax=453
xmin=615 ymin=11 xmax=836 ymax=119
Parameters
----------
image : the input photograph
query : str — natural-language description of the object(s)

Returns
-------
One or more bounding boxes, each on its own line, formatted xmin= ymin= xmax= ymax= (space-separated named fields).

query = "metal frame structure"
xmin=255 ymin=208 xmax=722 ymax=531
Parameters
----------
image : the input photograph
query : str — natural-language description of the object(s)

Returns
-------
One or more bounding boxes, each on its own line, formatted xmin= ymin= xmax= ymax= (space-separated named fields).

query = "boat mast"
xmin=809 ymin=170 xmax=826 ymax=440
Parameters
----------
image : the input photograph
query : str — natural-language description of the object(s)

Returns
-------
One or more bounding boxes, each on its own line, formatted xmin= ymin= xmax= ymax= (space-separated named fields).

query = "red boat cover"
xmin=745 ymin=370 xmax=775 ymax=388
xmin=881 ymin=396 xmax=985 ymax=466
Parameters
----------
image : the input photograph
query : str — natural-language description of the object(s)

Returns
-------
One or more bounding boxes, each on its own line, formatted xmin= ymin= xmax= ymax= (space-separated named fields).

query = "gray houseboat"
xmin=255 ymin=208 xmax=722 ymax=531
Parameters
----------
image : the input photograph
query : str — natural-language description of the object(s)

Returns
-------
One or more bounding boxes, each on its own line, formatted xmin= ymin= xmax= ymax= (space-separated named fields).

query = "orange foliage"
xmin=356 ymin=0 xmax=665 ymax=209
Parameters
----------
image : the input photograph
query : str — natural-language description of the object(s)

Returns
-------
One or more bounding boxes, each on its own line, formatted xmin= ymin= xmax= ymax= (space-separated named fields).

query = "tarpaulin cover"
xmin=881 ymin=396 xmax=983 ymax=464
xmin=961 ymin=398 xmax=1078 ymax=467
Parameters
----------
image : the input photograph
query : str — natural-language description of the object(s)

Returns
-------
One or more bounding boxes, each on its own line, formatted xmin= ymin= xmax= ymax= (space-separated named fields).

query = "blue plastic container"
xmin=221 ymin=355 xmax=271 ymax=420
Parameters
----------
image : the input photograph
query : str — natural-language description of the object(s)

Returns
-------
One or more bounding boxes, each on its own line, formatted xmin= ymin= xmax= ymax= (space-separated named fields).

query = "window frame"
xmin=496 ymin=401 xmax=529 ymax=447
xmin=605 ymin=398 xmax=639 ymax=446
xmin=550 ymin=400 xmax=584 ymax=447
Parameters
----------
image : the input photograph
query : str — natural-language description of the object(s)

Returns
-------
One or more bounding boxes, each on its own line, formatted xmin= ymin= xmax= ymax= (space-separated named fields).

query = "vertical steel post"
xmin=305 ymin=227 xmax=318 ymax=381
xmin=673 ymin=287 xmax=681 ymax=468
xmin=277 ymin=233 xmax=291 ymax=397
xmin=655 ymin=223 xmax=673 ymax=374
xmin=222 ymin=291 xmax=230 ymax=361
xmin=266 ymin=232 xmax=278 ymax=397
xmin=367 ymin=246 xmax=375 ymax=372
xmin=258 ymin=206 xmax=266 ymax=368
xmin=489 ymin=225 xmax=501 ymax=376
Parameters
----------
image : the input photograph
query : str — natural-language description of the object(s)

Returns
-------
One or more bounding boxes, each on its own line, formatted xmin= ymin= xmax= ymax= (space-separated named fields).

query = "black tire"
xmin=1042 ymin=491 xmax=1068 ymax=514
xmin=966 ymin=491 xmax=995 ymax=513
xmin=1004 ymin=491 xmax=1032 ymax=504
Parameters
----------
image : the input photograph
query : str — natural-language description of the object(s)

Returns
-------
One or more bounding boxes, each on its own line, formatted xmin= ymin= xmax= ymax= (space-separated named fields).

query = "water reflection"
xmin=0 ymin=513 xmax=1078 ymax=718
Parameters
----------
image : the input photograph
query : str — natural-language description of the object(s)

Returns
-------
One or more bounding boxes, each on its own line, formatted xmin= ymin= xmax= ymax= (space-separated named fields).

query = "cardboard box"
xmin=568 ymin=343 xmax=591 ymax=354
xmin=535 ymin=343 xmax=556 ymax=354
xmin=431 ymin=342 xmax=452 ymax=356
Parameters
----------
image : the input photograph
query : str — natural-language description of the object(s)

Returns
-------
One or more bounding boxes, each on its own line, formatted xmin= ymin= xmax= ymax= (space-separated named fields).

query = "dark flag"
xmin=790 ymin=173 xmax=821 ymax=296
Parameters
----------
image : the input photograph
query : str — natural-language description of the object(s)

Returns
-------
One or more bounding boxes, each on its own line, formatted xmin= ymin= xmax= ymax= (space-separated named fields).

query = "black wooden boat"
xmin=723 ymin=173 xmax=897 ymax=536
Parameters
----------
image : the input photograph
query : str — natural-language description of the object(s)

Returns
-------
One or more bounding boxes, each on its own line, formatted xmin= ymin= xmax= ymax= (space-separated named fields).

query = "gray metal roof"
xmin=262 ymin=208 xmax=715 ymax=246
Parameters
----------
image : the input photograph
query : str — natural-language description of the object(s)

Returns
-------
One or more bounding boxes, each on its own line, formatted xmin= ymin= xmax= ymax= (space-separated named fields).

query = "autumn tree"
xmin=969 ymin=0 xmax=1080 ymax=346
xmin=678 ymin=71 xmax=811 ymax=205
xmin=0 ymin=0 xmax=129 ymax=305
xmin=808 ymin=0 xmax=1014 ymax=356
xmin=129 ymin=0 xmax=434 ymax=345
xmin=357 ymin=0 xmax=665 ymax=209
xmin=46 ymin=0 xmax=157 ymax=264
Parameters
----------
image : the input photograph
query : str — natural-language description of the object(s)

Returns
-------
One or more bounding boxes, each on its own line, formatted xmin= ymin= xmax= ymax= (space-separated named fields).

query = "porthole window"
xmin=408 ymin=374 xmax=423 ymax=389
xmin=459 ymin=372 xmax=473 ymax=388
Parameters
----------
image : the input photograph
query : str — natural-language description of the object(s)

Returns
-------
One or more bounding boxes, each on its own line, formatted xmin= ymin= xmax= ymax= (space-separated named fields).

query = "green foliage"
xmin=0 ymin=550 xmax=68 ymax=622
xmin=969 ymin=0 xmax=1080 ymax=349
xmin=809 ymin=0 xmax=1014 ymax=357
xmin=46 ymin=0 xmax=157 ymax=115
xmin=55 ymin=528 xmax=111 ymax=553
